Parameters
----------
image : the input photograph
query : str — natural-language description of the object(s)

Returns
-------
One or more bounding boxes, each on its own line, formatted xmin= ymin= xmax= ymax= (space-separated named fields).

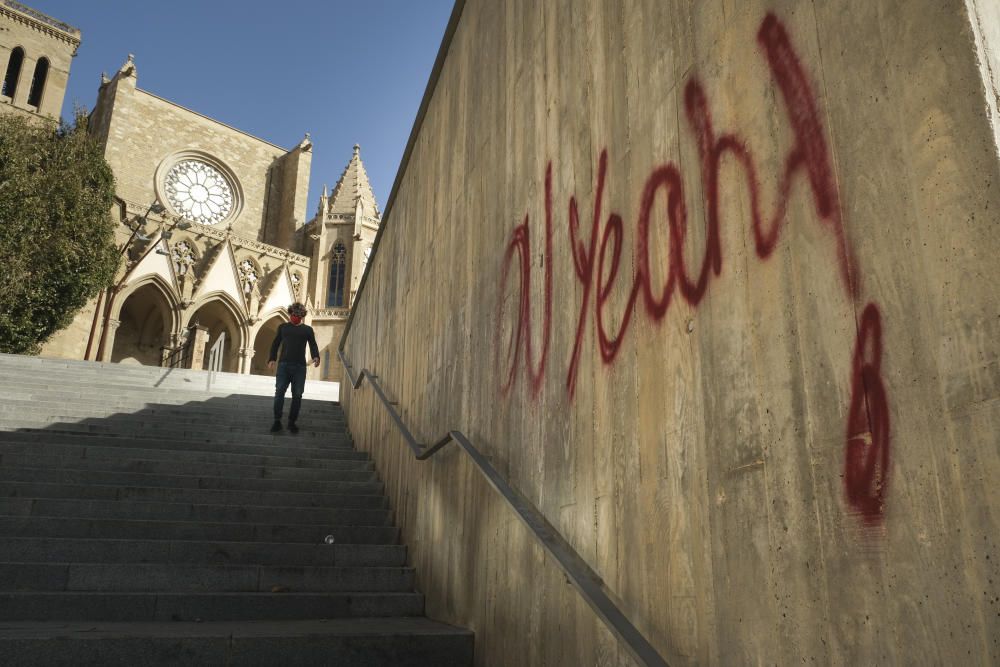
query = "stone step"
xmin=0 ymin=434 xmax=369 ymax=467
xmin=0 ymin=561 xmax=415 ymax=593
xmin=0 ymin=401 xmax=347 ymax=427
xmin=0 ymin=481 xmax=388 ymax=510
xmin=0 ymin=355 xmax=340 ymax=398
xmin=0 ymin=354 xmax=472 ymax=664
xmin=0 ymin=537 xmax=406 ymax=567
xmin=0 ymin=618 xmax=474 ymax=667
xmin=0 ymin=387 xmax=336 ymax=410
xmin=0 ymin=462 xmax=379 ymax=494
xmin=1 ymin=420 xmax=350 ymax=446
xmin=0 ymin=394 xmax=345 ymax=424
xmin=0 ymin=445 xmax=374 ymax=482
xmin=0 ymin=385 xmax=342 ymax=408
xmin=0 ymin=453 xmax=378 ymax=484
xmin=0 ymin=591 xmax=424 ymax=622
xmin=0 ymin=516 xmax=399 ymax=544
xmin=0 ymin=497 xmax=393 ymax=526
xmin=0 ymin=373 xmax=333 ymax=393
xmin=0 ymin=372 xmax=336 ymax=392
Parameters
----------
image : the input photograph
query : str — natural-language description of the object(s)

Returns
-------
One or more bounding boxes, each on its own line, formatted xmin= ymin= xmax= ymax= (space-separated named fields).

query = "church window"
xmin=171 ymin=241 xmax=196 ymax=276
xmin=164 ymin=159 xmax=234 ymax=225
xmin=327 ymin=242 xmax=347 ymax=307
xmin=3 ymin=48 xmax=24 ymax=99
xmin=237 ymin=259 xmax=259 ymax=295
xmin=27 ymin=57 xmax=48 ymax=107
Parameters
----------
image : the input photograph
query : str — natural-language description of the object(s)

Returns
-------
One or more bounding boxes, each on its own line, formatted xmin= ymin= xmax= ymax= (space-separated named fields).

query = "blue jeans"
xmin=273 ymin=362 xmax=307 ymax=422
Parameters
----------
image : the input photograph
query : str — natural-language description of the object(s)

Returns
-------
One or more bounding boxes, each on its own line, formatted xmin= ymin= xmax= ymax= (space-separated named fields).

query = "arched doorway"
xmin=111 ymin=282 xmax=174 ymax=366
xmin=187 ymin=297 xmax=243 ymax=373
xmin=251 ymin=314 xmax=286 ymax=376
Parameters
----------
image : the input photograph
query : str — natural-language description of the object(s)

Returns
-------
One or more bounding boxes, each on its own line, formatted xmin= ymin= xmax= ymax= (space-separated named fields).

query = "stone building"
xmin=299 ymin=144 xmax=380 ymax=376
xmin=0 ymin=3 xmax=381 ymax=383
xmin=0 ymin=0 xmax=79 ymax=124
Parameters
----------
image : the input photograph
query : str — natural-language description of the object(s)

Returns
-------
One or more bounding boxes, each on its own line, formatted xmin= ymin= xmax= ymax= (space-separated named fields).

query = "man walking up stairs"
xmin=0 ymin=354 xmax=473 ymax=666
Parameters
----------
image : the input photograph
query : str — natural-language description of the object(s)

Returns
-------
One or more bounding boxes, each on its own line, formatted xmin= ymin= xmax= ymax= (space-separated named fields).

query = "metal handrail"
xmin=164 ymin=327 xmax=195 ymax=370
xmin=338 ymin=348 xmax=670 ymax=667
xmin=206 ymin=332 xmax=226 ymax=391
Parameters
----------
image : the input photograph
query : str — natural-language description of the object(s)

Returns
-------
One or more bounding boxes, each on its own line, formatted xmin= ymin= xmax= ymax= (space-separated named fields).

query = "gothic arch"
xmin=327 ymin=240 xmax=347 ymax=307
xmin=169 ymin=236 xmax=202 ymax=270
xmin=2 ymin=46 xmax=24 ymax=98
xmin=112 ymin=275 xmax=181 ymax=334
xmin=257 ymin=303 xmax=289 ymax=324
xmin=248 ymin=307 xmax=288 ymax=341
xmin=234 ymin=254 xmax=263 ymax=300
xmin=186 ymin=291 xmax=247 ymax=373
xmin=249 ymin=311 xmax=289 ymax=376
xmin=109 ymin=276 xmax=179 ymax=366
xmin=27 ymin=56 xmax=48 ymax=107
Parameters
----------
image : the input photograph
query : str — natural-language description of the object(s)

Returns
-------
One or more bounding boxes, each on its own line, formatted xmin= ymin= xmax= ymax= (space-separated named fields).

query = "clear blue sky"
xmin=28 ymin=0 xmax=453 ymax=216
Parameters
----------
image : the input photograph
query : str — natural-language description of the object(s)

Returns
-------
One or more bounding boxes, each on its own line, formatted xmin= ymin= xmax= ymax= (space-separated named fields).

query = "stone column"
xmin=238 ymin=348 xmax=255 ymax=374
xmin=98 ymin=319 xmax=121 ymax=362
xmin=188 ymin=325 xmax=209 ymax=371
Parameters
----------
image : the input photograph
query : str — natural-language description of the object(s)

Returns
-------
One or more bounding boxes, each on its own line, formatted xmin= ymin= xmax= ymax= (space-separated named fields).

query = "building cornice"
xmin=311 ymin=308 xmax=350 ymax=321
xmin=119 ymin=197 xmax=310 ymax=267
xmin=0 ymin=1 xmax=81 ymax=54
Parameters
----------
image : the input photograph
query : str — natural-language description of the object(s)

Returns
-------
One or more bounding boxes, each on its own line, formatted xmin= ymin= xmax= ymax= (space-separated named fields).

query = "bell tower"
xmin=306 ymin=144 xmax=381 ymax=311
xmin=0 ymin=1 xmax=79 ymax=124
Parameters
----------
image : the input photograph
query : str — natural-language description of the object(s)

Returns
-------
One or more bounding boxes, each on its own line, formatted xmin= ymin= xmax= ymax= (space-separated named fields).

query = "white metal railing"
xmin=206 ymin=332 xmax=226 ymax=391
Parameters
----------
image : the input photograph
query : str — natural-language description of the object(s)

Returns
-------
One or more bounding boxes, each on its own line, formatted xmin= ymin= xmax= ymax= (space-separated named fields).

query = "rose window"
xmin=164 ymin=160 xmax=234 ymax=225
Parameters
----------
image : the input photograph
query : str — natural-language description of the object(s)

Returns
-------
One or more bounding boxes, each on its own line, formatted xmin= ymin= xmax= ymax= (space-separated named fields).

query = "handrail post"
xmin=206 ymin=331 xmax=225 ymax=391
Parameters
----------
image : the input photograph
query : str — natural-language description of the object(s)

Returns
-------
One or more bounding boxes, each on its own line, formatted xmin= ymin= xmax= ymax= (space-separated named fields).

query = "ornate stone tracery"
xmin=164 ymin=159 xmax=234 ymax=225
xmin=237 ymin=259 xmax=259 ymax=296
xmin=171 ymin=241 xmax=195 ymax=277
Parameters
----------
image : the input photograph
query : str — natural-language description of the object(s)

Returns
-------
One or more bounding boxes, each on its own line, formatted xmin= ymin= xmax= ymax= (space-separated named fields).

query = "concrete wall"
xmin=342 ymin=1 xmax=1000 ymax=664
xmin=968 ymin=0 xmax=1000 ymax=156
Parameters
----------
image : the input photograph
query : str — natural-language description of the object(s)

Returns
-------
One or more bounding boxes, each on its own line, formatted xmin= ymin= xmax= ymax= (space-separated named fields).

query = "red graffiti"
xmin=845 ymin=304 xmax=890 ymax=523
xmin=496 ymin=13 xmax=891 ymax=524
xmin=497 ymin=163 xmax=553 ymax=398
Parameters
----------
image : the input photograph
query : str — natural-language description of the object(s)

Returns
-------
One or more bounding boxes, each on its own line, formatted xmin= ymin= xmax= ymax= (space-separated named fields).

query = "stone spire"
xmin=325 ymin=144 xmax=381 ymax=222
xmin=316 ymin=183 xmax=328 ymax=217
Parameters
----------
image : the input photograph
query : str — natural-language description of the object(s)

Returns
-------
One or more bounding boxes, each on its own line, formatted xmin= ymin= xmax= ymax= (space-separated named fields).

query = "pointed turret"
xmin=325 ymin=144 xmax=381 ymax=224
xmin=316 ymin=183 xmax=328 ymax=218
xmin=305 ymin=144 xmax=382 ymax=314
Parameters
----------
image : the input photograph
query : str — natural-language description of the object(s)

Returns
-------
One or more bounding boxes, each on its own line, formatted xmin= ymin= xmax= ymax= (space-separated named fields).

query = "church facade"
xmin=1 ymin=1 xmax=380 ymax=382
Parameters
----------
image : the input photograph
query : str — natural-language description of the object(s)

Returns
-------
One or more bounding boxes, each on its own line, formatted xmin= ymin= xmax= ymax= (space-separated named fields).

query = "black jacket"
xmin=268 ymin=323 xmax=319 ymax=365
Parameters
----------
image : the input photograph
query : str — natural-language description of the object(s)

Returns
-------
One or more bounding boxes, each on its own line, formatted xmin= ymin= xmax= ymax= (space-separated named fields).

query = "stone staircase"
xmin=0 ymin=354 xmax=473 ymax=666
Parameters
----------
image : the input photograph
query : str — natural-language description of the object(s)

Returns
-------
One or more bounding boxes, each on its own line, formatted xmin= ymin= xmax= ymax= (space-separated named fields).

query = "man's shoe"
xmin=270 ymin=420 xmax=282 ymax=433
xmin=288 ymin=422 xmax=299 ymax=434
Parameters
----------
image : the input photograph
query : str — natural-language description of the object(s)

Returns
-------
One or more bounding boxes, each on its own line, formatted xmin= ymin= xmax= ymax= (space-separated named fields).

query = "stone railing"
xmin=312 ymin=308 xmax=350 ymax=319
xmin=1 ymin=0 xmax=80 ymax=38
